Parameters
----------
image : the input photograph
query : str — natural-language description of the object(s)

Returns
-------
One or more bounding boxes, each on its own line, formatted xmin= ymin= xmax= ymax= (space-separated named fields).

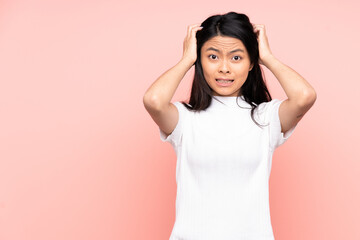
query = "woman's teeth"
xmin=216 ymin=79 xmax=234 ymax=83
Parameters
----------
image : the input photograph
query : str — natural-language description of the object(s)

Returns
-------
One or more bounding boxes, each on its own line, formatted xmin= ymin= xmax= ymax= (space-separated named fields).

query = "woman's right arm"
xmin=143 ymin=24 xmax=203 ymax=136
xmin=143 ymin=58 xmax=194 ymax=111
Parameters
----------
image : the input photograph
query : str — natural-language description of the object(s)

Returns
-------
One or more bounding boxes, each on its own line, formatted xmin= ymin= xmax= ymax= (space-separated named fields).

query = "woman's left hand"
xmin=252 ymin=24 xmax=273 ymax=65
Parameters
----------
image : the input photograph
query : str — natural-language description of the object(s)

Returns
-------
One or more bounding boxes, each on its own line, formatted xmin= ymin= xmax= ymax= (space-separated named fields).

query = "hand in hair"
xmin=252 ymin=24 xmax=273 ymax=66
xmin=182 ymin=23 xmax=203 ymax=65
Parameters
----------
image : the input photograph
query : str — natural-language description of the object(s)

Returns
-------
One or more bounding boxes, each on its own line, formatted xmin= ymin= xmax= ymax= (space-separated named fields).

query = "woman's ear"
xmin=249 ymin=63 xmax=254 ymax=71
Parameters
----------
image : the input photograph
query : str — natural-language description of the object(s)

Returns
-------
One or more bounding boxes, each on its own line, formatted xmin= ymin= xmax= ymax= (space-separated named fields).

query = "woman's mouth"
xmin=216 ymin=79 xmax=234 ymax=86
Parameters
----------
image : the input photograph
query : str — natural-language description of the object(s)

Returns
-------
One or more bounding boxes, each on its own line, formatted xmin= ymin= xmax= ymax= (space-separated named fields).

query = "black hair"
xmin=181 ymin=11 xmax=272 ymax=128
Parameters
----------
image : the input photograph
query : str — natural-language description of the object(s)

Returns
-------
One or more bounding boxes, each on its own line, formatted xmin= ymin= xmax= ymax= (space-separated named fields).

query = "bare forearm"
xmin=143 ymin=58 xmax=194 ymax=109
xmin=263 ymin=55 xmax=316 ymax=103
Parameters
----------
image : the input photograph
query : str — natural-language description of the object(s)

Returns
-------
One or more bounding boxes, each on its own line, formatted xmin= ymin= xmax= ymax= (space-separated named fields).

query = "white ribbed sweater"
xmin=160 ymin=95 xmax=297 ymax=240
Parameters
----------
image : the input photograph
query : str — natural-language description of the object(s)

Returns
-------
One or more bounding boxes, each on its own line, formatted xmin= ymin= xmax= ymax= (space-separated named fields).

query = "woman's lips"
xmin=216 ymin=79 xmax=234 ymax=86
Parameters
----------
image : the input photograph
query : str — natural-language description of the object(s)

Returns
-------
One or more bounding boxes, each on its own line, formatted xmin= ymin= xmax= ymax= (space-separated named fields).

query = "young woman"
xmin=143 ymin=11 xmax=316 ymax=240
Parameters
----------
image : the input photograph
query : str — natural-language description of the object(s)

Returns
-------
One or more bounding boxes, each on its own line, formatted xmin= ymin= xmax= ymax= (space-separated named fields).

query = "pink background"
xmin=0 ymin=0 xmax=359 ymax=239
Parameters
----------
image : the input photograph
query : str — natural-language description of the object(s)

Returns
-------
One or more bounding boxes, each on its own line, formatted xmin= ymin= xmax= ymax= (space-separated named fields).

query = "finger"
xmin=192 ymin=27 xmax=203 ymax=36
xmin=253 ymin=24 xmax=265 ymax=31
xmin=187 ymin=23 xmax=202 ymax=30
xmin=187 ymin=23 xmax=202 ymax=37
xmin=188 ymin=26 xmax=203 ymax=39
xmin=192 ymin=25 xmax=203 ymax=31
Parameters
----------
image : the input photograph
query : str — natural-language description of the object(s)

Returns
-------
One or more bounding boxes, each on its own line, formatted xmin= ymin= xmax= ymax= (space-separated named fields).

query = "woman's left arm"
xmin=253 ymin=24 xmax=317 ymax=133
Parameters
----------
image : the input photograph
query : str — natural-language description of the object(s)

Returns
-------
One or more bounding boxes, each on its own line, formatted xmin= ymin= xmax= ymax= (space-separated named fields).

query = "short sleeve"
xmin=266 ymin=99 xmax=297 ymax=150
xmin=159 ymin=101 xmax=187 ymax=147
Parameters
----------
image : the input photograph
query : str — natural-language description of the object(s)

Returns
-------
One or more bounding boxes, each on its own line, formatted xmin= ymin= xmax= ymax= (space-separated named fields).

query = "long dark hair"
xmin=181 ymin=11 xmax=272 ymax=128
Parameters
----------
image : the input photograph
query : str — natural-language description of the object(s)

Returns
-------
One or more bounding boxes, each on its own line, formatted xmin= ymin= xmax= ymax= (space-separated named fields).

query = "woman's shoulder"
xmin=255 ymin=99 xmax=284 ymax=122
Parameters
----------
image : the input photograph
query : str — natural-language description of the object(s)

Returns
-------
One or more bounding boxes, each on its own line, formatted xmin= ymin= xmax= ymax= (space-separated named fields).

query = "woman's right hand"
xmin=181 ymin=23 xmax=203 ymax=65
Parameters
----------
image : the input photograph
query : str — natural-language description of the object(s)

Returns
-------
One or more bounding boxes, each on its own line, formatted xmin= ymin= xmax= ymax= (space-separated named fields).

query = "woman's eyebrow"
xmin=205 ymin=47 xmax=244 ymax=54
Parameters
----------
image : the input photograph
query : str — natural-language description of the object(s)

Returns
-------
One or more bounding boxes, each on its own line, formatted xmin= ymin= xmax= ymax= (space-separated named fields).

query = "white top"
xmin=159 ymin=95 xmax=297 ymax=240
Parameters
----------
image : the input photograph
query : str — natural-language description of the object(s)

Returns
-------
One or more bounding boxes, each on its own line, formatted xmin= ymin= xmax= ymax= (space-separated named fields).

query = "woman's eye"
xmin=208 ymin=55 xmax=241 ymax=60
xmin=209 ymin=54 xmax=217 ymax=60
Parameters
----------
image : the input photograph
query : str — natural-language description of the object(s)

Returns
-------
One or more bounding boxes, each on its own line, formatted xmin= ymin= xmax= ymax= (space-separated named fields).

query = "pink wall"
xmin=0 ymin=0 xmax=359 ymax=239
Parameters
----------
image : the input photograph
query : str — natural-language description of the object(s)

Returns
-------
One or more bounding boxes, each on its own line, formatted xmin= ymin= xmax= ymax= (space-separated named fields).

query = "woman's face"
xmin=200 ymin=35 xmax=253 ymax=97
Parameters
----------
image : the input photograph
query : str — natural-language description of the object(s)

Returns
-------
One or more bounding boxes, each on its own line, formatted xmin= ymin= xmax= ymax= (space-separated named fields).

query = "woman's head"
xmin=200 ymin=35 xmax=253 ymax=97
xmin=183 ymin=11 xmax=272 ymax=127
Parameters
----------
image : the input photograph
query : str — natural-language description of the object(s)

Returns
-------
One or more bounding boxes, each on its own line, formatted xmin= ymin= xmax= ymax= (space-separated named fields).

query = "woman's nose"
xmin=219 ymin=60 xmax=230 ymax=73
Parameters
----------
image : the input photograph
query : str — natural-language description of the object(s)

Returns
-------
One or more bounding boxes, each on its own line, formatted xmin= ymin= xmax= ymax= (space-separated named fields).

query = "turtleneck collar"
xmin=210 ymin=95 xmax=248 ymax=108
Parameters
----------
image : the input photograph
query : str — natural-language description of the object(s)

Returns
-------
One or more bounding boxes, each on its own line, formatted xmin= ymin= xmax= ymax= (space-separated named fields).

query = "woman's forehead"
xmin=202 ymin=36 xmax=246 ymax=52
